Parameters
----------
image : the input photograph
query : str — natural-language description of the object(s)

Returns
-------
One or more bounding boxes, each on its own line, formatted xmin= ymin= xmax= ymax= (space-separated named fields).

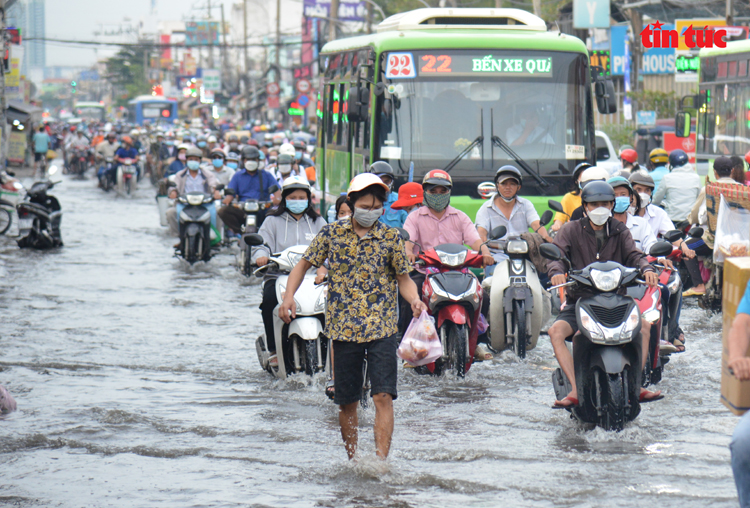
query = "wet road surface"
xmin=0 ymin=172 xmax=741 ymax=507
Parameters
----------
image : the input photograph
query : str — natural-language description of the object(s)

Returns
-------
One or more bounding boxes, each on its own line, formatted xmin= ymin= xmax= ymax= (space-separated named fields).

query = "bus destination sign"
xmin=386 ymin=51 xmax=554 ymax=78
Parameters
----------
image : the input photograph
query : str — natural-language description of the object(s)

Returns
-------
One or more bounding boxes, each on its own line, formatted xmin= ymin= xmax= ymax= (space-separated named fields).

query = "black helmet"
xmin=668 ymin=149 xmax=688 ymax=168
xmin=241 ymin=145 xmax=260 ymax=160
xmin=629 ymin=171 xmax=655 ymax=189
xmin=494 ymin=165 xmax=522 ymax=185
xmin=572 ymin=162 xmax=593 ymax=182
xmin=581 ymin=181 xmax=615 ymax=203
xmin=368 ymin=161 xmax=394 ymax=177
xmin=292 ymin=139 xmax=306 ymax=150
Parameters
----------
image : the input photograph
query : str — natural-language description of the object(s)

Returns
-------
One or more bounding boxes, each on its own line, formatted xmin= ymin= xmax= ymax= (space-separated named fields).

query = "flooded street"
xmin=0 ymin=173 xmax=741 ymax=507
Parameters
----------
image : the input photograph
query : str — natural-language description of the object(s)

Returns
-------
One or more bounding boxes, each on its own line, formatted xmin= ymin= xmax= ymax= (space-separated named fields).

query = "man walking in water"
xmin=279 ymin=173 xmax=426 ymax=460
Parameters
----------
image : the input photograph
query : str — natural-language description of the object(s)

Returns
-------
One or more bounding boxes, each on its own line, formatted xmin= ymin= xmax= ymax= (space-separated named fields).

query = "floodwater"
xmin=0 ymin=172 xmax=741 ymax=507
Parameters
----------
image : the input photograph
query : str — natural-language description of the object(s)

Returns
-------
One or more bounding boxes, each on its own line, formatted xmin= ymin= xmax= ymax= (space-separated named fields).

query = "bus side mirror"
xmin=675 ymin=111 xmax=691 ymax=138
xmin=595 ymin=80 xmax=617 ymax=114
xmin=347 ymin=86 xmax=370 ymax=123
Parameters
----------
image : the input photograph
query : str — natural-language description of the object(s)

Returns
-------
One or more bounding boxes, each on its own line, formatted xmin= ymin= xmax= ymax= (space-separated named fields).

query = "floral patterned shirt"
xmin=303 ymin=219 xmax=411 ymax=343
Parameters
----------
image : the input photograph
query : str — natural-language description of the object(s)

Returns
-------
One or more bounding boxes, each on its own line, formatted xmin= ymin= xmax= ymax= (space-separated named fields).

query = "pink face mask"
xmin=177 ymin=153 xmax=186 ymax=161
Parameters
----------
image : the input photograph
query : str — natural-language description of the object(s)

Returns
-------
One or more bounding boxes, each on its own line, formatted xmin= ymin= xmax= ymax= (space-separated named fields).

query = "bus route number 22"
xmin=386 ymin=53 xmax=416 ymax=79
xmin=421 ymin=55 xmax=452 ymax=73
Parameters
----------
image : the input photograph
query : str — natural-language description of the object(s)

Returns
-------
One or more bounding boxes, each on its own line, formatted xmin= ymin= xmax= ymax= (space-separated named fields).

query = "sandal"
xmin=682 ymin=287 xmax=705 ymax=297
xmin=639 ymin=388 xmax=664 ymax=403
xmin=325 ymin=380 xmax=335 ymax=401
xmin=474 ymin=344 xmax=493 ymax=362
xmin=670 ymin=328 xmax=686 ymax=353
xmin=552 ymin=395 xmax=579 ymax=409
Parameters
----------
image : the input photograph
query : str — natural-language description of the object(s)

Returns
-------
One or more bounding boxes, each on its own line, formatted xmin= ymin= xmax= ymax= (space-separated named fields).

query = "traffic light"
xmin=71 ymin=80 xmax=77 ymax=94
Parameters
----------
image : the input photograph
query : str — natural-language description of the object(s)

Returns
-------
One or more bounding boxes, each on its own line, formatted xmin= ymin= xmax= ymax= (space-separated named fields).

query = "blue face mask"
xmin=212 ymin=159 xmax=223 ymax=169
xmin=295 ymin=152 xmax=302 ymax=161
xmin=286 ymin=199 xmax=308 ymax=214
xmin=227 ymin=162 xmax=238 ymax=170
xmin=614 ymin=196 xmax=631 ymax=214
xmin=197 ymin=141 xmax=207 ymax=148
xmin=187 ymin=160 xmax=200 ymax=171
xmin=166 ymin=140 xmax=174 ymax=146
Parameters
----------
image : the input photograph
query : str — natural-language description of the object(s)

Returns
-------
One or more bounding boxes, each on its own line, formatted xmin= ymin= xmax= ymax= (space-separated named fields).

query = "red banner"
xmin=663 ymin=132 xmax=696 ymax=164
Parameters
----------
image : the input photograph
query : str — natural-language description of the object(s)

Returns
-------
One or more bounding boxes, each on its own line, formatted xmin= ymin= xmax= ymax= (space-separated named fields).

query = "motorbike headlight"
xmin=429 ymin=278 xmax=451 ymax=299
xmin=667 ymin=272 xmax=681 ymax=295
xmin=314 ymin=287 xmax=327 ymax=313
xmin=187 ymin=194 xmax=204 ymax=206
xmin=12 ymin=181 xmax=23 ymax=191
xmin=590 ymin=268 xmax=621 ymax=292
xmin=246 ymin=215 xmax=257 ymax=226
xmin=244 ymin=201 xmax=260 ymax=212
xmin=436 ymin=250 xmax=467 ymax=267
xmin=579 ymin=308 xmax=604 ymax=340
xmin=621 ymin=306 xmax=641 ymax=337
xmin=506 ymin=239 xmax=529 ymax=255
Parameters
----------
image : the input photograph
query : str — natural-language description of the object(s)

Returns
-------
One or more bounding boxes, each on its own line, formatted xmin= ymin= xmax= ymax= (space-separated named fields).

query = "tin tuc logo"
xmin=640 ymin=20 xmax=727 ymax=49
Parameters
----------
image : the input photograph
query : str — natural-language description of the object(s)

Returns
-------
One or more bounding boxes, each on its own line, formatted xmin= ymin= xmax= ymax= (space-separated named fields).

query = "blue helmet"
xmin=668 ymin=149 xmax=689 ymax=169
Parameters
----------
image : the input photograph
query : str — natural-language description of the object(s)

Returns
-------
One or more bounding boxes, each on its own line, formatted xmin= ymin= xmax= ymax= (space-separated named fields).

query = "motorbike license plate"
xmin=246 ymin=215 xmax=257 ymax=227
xmin=123 ymin=167 xmax=136 ymax=174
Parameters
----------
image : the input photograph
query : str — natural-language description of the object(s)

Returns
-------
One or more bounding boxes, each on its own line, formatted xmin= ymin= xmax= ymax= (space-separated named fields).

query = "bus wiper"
xmin=443 ymin=135 xmax=483 ymax=173
xmin=491 ymin=135 xmax=550 ymax=188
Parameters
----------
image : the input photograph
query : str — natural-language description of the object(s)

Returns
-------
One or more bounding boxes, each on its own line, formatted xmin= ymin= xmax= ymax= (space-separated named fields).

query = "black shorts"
xmin=34 ymin=152 xmax=45 ymax=162
xmin=333 ymin=334 xmax=399 ymax=406
xmin=555 ymin=304 xmax=579 ymax=337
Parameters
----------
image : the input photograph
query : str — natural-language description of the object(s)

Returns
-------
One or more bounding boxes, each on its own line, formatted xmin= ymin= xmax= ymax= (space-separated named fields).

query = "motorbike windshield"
xmin=376 ymin=50 xmax=591 ymax=194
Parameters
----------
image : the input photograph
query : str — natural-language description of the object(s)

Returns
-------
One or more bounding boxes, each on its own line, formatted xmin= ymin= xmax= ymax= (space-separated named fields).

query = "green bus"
xmin=676 ymin=39 xmax=750 ymax=169
xmin=315 ymin=8 xmax=616 ymax=218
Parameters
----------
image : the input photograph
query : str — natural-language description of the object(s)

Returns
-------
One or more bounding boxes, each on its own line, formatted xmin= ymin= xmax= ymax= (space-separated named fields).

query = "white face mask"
xmin=638 ymin=192 xmax=651 ymax=207
xmin=244 ymin=160 xmax=259 ymax=172
xmin=587 ymin=206 xmax=611 ymax=226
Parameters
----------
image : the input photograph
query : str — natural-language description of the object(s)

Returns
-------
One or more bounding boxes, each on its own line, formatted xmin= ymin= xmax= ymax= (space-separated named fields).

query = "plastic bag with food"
xmin=714 ymin=195 xmax=750 ymax=264
xmin=397 ymin=310 xmax=442 ymax=366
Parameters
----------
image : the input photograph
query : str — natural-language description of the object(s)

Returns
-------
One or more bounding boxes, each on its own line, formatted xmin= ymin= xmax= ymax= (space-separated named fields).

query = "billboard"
xmin=303 ymin=0 xmax=366 ymax=22
xmin=611 ymin=24 xmax=676 ymax=75
xmin=185 ymin=21 xmax=220 ymax=46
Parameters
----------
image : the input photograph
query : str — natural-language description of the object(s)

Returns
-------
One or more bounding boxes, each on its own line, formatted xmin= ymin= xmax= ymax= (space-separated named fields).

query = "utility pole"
xmin=275 ymin=0 xmax=281 ymax=71
xmin=243 ymin=0 xmax=249 ymax=79
xmin=628 ymin=8 xmax=643 ymax=119
xmin=726 ymin=0 xmax=734 ymax=26
xmin=531 ymin=0 xmax=541 ymax=17
xmin=207 ymin=0 xmax=214 ymax=69
xmin=329 ymin=0 xmax=339 ymax=41
xmin=221 ymin=3 xmax=228 ymax=90
xmin=0 ymin=0 xmax=6 ymax=169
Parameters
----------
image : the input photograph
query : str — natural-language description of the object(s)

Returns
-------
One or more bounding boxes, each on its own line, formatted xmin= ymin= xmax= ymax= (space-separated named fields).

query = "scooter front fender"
xmin=590 ymin=347 xmax=632 ymax=375
xmin=288 ymin=317 xmax=323 ymax=341
xmin=437 ymin=304 xmax=468 ymax=328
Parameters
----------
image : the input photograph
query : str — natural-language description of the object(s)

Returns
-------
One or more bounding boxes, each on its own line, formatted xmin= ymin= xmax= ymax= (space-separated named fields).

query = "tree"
xmin=104 ymin=45 xmax=151 ymax=107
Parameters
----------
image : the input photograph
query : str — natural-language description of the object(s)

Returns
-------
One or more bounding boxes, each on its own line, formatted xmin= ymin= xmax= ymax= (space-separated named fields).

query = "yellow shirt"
xmin=555 ymin=192 xmax=581 ymax=224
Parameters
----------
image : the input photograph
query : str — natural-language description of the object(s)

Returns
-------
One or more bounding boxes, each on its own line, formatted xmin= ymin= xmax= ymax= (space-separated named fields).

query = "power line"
xmin=24 ymin=37 xmax=305 ymax=49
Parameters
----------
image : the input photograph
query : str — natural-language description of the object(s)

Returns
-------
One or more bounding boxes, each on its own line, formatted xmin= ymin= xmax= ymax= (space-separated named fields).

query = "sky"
xmin=45 ymin=0 xmax=242 ymax=67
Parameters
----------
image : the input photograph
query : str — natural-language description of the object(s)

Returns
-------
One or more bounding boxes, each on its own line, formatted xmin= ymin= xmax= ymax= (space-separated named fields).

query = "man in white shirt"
xmin=652 ymin=149 xmax=701 ymax=227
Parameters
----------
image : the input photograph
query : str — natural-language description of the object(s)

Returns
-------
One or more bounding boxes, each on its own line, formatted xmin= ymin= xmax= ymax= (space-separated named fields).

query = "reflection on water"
xmin=0 ymin=174 xmax=740 ymax=507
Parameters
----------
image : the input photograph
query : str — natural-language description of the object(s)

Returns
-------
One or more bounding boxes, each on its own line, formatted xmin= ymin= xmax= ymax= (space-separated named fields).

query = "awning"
xmin=6 ymin=100 xmax=42 ymax=124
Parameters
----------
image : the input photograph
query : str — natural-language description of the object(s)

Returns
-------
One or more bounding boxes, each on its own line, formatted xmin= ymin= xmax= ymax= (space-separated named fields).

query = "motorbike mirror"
xmin=244 ymin=233 xmax=265 ymax=247
xmin=396 ymin=227 xmax=410 ymax=241
xmin=547 ymin=200 xmax=566 ymax=215
xmin=540 ymin=210 xmax=553 ymax=227
xmin=688 ymin=226 xmax=704 ymax=238
xmin=649 ymin=240 xmax=674 ymax=258
xmin=224 ymin=188 xmax=236 ymax=196
xmin=539 ymin=243 xmax=563 ymax=261
xmin=489 ymin=225 xmax=507 ymax=240
xmin=168 ymin=174 xmax=177 ymax=183
xmin=267 ymin=184 xmax=280 ymax=194
xmin=662 ymin=230 xmax=684 ymax=243
xmin=6 ymin=171 xmax=15 ymax=177
xmin=167 ymin=180 xmax=177 ymax=188
xmin=215 ymin=183 xmax=225 ymax=191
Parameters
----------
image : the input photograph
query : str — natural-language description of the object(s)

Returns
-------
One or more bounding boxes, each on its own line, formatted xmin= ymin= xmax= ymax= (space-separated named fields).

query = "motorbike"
xmin=100 ymin=156 xmax=116 ymax=192
xmin=69 ymin=148 xmax=89 ymax=178
xmin=245 ymin=234 xmax=327 ymax=379
xmin=236 ymin=192 xmax=277 ymax=276
xmin=540 ymin=240 xmax=673 ymax=431
xmin=483 ymin=209 xmax=554 ymax=359
xmin=405 ymin=226 xmax=505 ymax=377
xmin=16 ymin=165 xmax=64 ymax=250
xmin=175 ymin=192 xmax=216 ymax=264
xmin=116 ymin=158 xmax=138 ymax=195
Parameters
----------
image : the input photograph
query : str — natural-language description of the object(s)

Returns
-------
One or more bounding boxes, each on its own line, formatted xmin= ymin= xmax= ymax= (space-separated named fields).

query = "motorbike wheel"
xmin=126 ymin=179 xmax=132 ymax=195
xmin=513 ymin=299 xmax=527 ymax=359
xmin=448 ymin=323 xmax=468 ymax=378
xmin=243 ymin=245 xmax=253 ymax=276
xmin=0 ymin=207 xmax=11 ymax=235
xmin=186 ymin=235 xmax=201 ymax=264
xmin=304 ymin=340 xmax=318 ymax=376
xmin=598 ymin=369 xmax=628 ymax=432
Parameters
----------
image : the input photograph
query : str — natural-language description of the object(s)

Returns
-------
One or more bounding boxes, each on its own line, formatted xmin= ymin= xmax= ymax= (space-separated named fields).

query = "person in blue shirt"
xmin=729 ymin=278 xmax=750 ymax=507
xmin=165 ymin=145 xmax=188 ymax=177
xmin=33 ymin=126 xmax=50 ymax=171
xmin=368 ymin=161 xmax=408 ymax=228
xmin=218 ymin=145 xmax=280 ymax=234
xmin=647 ymin=148 xmax=669 ymax=191
xmin=113 ymin=136 xmax=140 ymax=181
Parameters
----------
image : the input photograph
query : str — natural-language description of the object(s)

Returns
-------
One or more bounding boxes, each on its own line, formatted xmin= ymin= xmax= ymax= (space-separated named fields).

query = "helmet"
xmin=156 ymin=131 xmax=165 ymax=138
xmin=129 ymin=129 xmax=139 ymax=137
xmin=241 ymin=145 xmax=260 ymax=160
xmin=649 ymin=148 xmax=668 ymax=165
xmin=292 ymin=139 xmax=306 ymax=150
xmin=745 ymin=150 xmax=750 ymax=166
xmin=572 ymin=162 xmax=593 ymax=182
xmin=669 ymin=149 xmax=689 ymax=168
xmin=196 ymin=134 xmax=207 ymax=141
xmin=209 ymin=148 xmax=226 ymax=158
xmin=121 ymin=136 xmax=132 ymax=145
xmin=177 ymin=144 xmax=190 ymax=152
xmin=347 ymin=173 xmax=390 ymax=196
xmin=186 ymin=147 xmax=203 ymax=159
xmin=620 ymin=148 xmax=638 ymax=164
xmin=279 ymin=143 xmax=296 ymax=157
xmin=277 ymin=153 xmax=294 ymax=165
xmin=581 ymin=181 xmax=615 ymax=203
xmin=494 ymin=165 xmax=522 ymax=185
xmin=618 ymin=144 xmax=634 ymax=156
xmin=368 ymin=161 xmax=394 ymax=177
xmin=281 ymin=175 xmax=311 ymax=193
xmin=629 ymin=170 xmax=655 ymax=189
xmin=422 ymin=169 xmax=452 ymax=188
xmin=207 ymin=135 xmax=217 ymax=143
xmin=227 ymin=135 xmax=239 ymax=143
xmin=607 ymin=176 xmax=632 ymax=192
xmin=248 ymin=138 xmax=259 ymax=147
xmin=580 ymin=166 xmax=610 ymax=185
xmin=226 ymin=151 xmax=240 ymax=162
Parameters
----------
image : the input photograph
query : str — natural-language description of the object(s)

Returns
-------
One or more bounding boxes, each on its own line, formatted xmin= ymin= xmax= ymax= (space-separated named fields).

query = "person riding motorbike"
xmin=390 ymin=182 xmax=424 ymax=215
xmin=196 ymin=134 xmax=208 ymax=156
xmin=165 ymin=145 xmax=188 ymax=177
xmin=218 ymin=145 xmax=280 ymax=235
xmin=114 ymin=136 xmax=140 ymax=180
xmin=550 ymin=162 xmax=592 ymax=232
xmin=547 ymin=181 xmax=662 ymax=407
xmin=292 ymin=138 xmax=315 ymax=168
xmin=402 ymin=169 xmax=495 ymax=360
xmin=253 ymin=175 xmax=327 ymax=369
xmin=95 ymin=132 xmax=119 ymax=186
xmin=652 ymin=149 xmax=701 ymax=228
xmin=66 ymin=129 xmax=90 ymax=172
xmin=620 ymin=148 xmax=641 ymax=173
xmin=208 ymin=148 xmax=235 ymax=187
xmin=166 ymin=147 xmax=221 ymax=240
xmin=629 ymin=172 xmax=675 ymax=237
xmin=476 ymin=166 xmax=552 ymax=275
xmin=224 ymin=134 xmax=240 ymax=154
xmin=129 ymin=129 xmax=142 ymax=152
xmin=369 ymin=161 xmax=408 ymax=228
xmin=273 ymin=153 xmax=298 ymax=187
xmin=646 ymin=148 xmax=669 ymax=190
xmin=225 ymin=152 xmax=240 ymax=171
xmin=568 ymin=166 xmax=610 ymax=221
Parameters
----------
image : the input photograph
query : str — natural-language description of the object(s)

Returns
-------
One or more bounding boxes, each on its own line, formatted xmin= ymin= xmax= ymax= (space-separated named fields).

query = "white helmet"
xmin=130 ymin=129 xmax=139 ymax=137
xmin=282 ymin=175 xmax=310 ymax=192
xmin=580 ymin=166 xmax=610 ymax=186
xmin=279 ymin=142 xmax=296 ymax=157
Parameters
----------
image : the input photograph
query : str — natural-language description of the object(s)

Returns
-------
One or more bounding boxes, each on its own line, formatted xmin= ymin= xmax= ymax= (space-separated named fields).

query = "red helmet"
xmin=745 ymin=150 xmax=750 ymax=166
xmin=620 ymin=148 xmax=638 ymax=164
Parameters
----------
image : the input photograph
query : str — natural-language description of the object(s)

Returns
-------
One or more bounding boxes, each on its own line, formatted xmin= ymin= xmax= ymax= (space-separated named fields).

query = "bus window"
xmin=326 ymin=84 xmax=336 ymax=145
xmin=713 ymin=84 xmax=738 ymax=155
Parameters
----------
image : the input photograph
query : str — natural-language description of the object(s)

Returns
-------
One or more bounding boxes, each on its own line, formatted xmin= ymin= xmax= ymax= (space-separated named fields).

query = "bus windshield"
xmin=376 ymin=50 xmax=590 ymax=192
xmin=75 ymin=107 xmax=105 ymax=122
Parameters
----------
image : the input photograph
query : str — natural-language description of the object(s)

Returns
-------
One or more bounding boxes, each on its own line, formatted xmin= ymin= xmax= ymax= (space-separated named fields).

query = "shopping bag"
xmin=713 ymin=195 xmax=750 ymax=264
xmin=397 ymin=310 xmax=442 ymax=366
